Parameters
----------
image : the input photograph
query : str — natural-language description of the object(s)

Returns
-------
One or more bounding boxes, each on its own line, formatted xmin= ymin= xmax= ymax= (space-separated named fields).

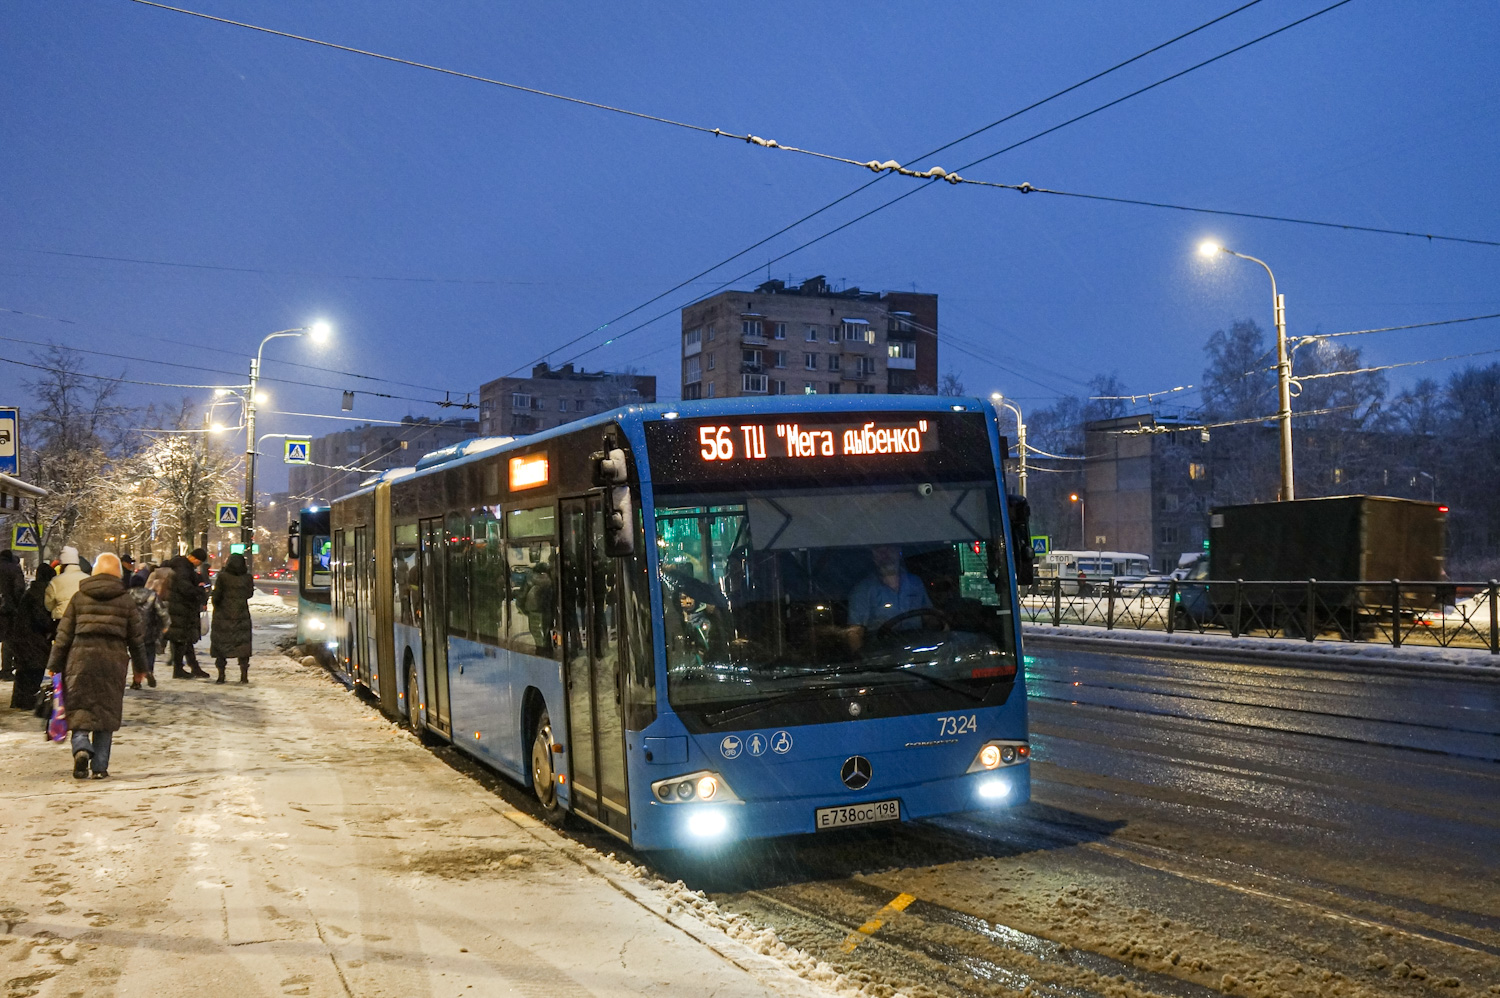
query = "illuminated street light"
xmin=990 ymin=392 xmax=1027 ymax=498
xmin=245 ymin=322 xmax=333 ymax=570
xmin=1069 ymin=493 xmax=1086 ymax=548
xmin=1197 ymin=240 xmax=1294 ymax=500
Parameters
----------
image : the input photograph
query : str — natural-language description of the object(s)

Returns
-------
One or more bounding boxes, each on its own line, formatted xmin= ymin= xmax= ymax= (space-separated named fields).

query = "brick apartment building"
xmin=477 ymin=363 xmax=656 ymax=437
xmin=679 ymin=276 xmax=938 ymax=400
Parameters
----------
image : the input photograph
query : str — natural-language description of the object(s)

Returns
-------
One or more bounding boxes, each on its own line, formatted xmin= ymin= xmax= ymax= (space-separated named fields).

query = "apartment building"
xmin=477 ymin=362 xmax=656 ymax=437
xmin=679 ymin=276 xmax=938 ymax=400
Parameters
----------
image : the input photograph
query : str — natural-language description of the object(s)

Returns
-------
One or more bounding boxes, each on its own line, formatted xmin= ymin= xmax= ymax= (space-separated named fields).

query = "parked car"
xmin=1414 ymin=592 xmax=1493 ymax=631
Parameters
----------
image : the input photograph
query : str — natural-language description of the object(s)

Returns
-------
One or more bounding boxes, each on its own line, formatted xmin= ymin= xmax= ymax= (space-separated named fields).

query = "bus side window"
xmin=471 ymin=511 xmax=506 ymax=644
xmin=445 ymin=512 xmax=471 ymax=638
xmin=508 ymin=505 xmax=556 ymax=659
xmin=394 ymin=523 xmax=419 ymax=627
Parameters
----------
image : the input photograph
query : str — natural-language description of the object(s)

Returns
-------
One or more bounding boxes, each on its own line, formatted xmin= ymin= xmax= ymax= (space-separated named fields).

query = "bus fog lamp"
xmin=1000 ymin=746 xmax=1017 ymax=764
xmin=676 ymin=780 xmax=694 ymax=800
xmin=979 ymin=745 xmax=1001 ymax=769
xmin=978 ymin=779 xmax=1010 ymax=800
xmin=656 ymin=783 xmax=673 ymax=802
xmin=696 ymin=776 xmax=718 ymax=800
xmin=687 ymin=810 xmax=728 ymax=837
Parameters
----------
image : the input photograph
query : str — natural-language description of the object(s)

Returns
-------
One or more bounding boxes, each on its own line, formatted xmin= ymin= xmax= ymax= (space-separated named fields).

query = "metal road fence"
xmin=1019 ymin=577 xmax=1500 ymax=654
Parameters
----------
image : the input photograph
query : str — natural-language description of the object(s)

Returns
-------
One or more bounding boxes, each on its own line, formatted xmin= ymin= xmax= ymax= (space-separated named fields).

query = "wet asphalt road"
xmin=1022 ymin=640 xmax=1500 ymax=865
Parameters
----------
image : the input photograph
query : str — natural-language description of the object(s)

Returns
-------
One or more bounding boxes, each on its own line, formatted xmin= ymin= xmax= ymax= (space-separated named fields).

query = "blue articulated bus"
xmin=329 ymin=396 xmax=1035 ymax=850
xmin=290 ymin=506 xmax=335 ymax=649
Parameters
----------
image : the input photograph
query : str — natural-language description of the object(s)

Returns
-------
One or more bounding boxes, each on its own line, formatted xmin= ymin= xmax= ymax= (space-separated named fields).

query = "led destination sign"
xmin=697 ymin=419 xmax=938 ymax=463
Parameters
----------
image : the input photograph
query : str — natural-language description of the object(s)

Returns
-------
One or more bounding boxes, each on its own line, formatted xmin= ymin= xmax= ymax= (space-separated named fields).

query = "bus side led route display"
xmin=697 ymin=419 xmax=936 ymax=462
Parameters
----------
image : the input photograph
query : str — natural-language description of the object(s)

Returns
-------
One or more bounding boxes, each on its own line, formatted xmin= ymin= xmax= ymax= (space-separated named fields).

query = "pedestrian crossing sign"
xmin=1030 ymin=535 xmax=1050 ymax=555
xmin=216 ymin=502 xmax=242 ymax=527
xmin=10 ymin=523 xmax=39 ymax=551
xmin=284 ymin=438 xmax=310 ymax=464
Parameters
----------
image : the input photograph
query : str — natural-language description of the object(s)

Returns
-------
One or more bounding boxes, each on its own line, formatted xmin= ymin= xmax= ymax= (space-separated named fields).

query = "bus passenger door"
xmin=418 ymin=517 xmax=452 ymax=735
xmin=560 ymin=496 xmax=630 ymax=838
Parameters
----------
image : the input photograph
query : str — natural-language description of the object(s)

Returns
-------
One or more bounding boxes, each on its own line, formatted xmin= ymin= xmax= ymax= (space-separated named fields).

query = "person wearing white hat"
xmin=45 ymin=546 xmax=87 ymax=621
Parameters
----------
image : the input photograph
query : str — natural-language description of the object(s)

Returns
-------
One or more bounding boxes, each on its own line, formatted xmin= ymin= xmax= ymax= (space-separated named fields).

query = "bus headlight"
xmin=967 ymin=740 xmax=1030 ymax=773
xmin=650 ymin=771 xmax=741 ymax=805
xmin=687 ymin=810 xmax=729 ymax=838
xmin=308 ymin=618 xmax=325 ymax=631
xmin=977 ymin=779 xmax=1011 ymax=800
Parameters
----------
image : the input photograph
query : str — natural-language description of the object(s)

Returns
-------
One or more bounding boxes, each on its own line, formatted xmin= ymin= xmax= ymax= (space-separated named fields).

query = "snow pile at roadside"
xmin=1023 ymin=621 xmax=1499 ymax=671
xmin=603 ymin=854 xmax=916 ymax=998
xmin=249 ymin=589 xmax=296 ymax=614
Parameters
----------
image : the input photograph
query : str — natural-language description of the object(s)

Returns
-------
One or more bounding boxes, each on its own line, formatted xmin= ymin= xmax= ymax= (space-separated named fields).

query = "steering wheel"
xmin=875 ymin=607 xmax=952 ymax=637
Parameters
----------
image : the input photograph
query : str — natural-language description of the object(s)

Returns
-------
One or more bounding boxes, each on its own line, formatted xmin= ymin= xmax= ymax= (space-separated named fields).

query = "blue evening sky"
xmin=3 ymin=1 xmax=1497 ymax=490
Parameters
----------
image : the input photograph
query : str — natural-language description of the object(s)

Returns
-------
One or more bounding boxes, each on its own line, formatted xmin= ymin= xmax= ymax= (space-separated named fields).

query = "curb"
xmin=1021 ymin=624 xmax=1500 ymax=679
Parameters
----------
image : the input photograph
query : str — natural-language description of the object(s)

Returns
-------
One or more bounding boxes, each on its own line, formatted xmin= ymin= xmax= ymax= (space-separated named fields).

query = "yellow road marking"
xmin=839 ymin=892 xmax=915 ymax=952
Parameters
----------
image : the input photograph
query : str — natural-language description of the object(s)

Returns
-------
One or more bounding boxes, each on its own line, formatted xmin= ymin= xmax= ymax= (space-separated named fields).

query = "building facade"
xmin=679 ymin=276 xmax=938 ymax=400
xmin=477 ymin=363 xmax=656 ymax=437
xmin=287 ymin=416 xmax=479 ymax=505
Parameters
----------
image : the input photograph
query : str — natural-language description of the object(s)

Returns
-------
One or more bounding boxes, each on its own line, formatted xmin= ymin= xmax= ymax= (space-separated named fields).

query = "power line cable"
xmin=503 ymin=0 xmax=1270 ymax=375
xmin=565 ymin=0 xmax=1380 ymax=367
xmin=1289 ymin=311 xmax=1500 ymax=342
xmin=1293 ymin=347 xmax=1500 ymax=380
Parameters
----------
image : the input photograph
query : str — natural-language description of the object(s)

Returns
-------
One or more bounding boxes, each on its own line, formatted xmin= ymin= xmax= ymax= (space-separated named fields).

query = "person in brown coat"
xmin=47 ymin=553 xmax=148 ymax=779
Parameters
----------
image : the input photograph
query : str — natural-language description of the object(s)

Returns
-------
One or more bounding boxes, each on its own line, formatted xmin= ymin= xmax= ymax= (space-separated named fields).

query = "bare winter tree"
xmin=937 ymin=372 xmax=966 ymax=396
xmin=111 ymin=401 xmax=241 ymax=558
xmin=21 ymin=346 xmax=131 ymax=557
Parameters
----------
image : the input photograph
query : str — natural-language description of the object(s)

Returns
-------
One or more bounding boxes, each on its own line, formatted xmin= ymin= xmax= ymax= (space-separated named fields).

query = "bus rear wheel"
xmin=531 ymin=710 xmax=567 ymax=826
xmin=404 ymin=658 xmax=419 ymax=728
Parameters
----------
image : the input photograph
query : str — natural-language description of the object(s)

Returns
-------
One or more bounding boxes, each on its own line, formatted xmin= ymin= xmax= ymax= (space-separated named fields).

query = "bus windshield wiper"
xmin=702 ymin=684 xmax=843 ymax=727
xmin=850 ymin=663 xmax=989 ymax=702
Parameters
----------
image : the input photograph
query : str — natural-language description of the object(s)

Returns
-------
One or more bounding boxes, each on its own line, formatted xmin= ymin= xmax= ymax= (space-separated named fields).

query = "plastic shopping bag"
xmin=47 ymin=673 xmax=67 ymax=743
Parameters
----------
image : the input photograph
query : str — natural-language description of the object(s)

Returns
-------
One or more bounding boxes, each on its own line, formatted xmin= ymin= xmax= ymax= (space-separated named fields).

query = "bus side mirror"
xmin=288 ymin=525 xmax=301 ymax=560
xmin=605 ymin=486 xmax=634 ymax=556
xmin=1006 ymin=495 xmax=1035 ymax=586
xmin=592 ymin=447 xmax=628 ymax=487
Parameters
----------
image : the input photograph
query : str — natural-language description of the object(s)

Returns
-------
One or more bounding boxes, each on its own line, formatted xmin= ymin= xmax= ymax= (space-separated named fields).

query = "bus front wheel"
xmin=531 ymin=710 xmax=568 ymax=826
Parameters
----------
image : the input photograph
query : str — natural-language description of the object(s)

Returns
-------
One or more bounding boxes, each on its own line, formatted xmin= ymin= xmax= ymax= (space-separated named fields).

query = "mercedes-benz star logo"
xmin=841 ymin=756 xmax=872 ymax=791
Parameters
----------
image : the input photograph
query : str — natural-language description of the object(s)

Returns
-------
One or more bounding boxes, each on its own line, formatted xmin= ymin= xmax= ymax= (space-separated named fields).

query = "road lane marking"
xmin=839 ymin=892 xmax=915 ymax=952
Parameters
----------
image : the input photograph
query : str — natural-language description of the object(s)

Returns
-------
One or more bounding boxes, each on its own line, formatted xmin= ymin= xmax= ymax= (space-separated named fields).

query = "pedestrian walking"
xmin=164 ymin=548 xmax=210 ymax=679
xmin=119 ymin=554 xmax=136 ymax=581
xmin=128 ymin=575 xmax=165 ymax=689
xmin=209 ymin=552 xmax=254 ymax=684
xmin=0 ymin=548 xmax=27 ymax=682
xmin=45 ymin=546 xmax=87 ymax=621
xmin=8 ymin=564 xmax=53 ymax=711
xmin=46 ymin=553 xmax=148 ymax=780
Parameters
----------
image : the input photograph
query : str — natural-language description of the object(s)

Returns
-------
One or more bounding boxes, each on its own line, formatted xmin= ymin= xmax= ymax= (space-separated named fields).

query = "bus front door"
xmin=418 ymin=517 xmax=452 ymax=736
xmin=560 ymin=496 xmax=630 ymax=838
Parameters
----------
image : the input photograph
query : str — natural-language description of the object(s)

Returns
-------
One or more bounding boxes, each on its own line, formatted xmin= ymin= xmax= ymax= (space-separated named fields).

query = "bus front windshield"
xmin=655 ymin=482 xmax=1019 ymax=713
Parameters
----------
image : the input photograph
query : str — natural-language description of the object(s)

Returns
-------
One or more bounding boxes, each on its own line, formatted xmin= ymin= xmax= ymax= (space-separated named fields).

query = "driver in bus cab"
xmin=847 ymin=545 xmax=931 ymax=651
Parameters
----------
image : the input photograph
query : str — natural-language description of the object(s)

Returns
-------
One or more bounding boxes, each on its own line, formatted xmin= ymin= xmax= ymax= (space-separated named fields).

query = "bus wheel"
xmin=531 ymin=710 xmax=567 ymax=826
xmin=404 ymin=657 xmax=419 ymax=728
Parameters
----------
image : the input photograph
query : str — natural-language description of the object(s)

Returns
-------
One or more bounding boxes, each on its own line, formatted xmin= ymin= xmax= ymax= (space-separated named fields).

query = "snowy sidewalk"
xmin=0 ymin=615 xmax=831 ymax=997
xmin=1023 ymin=620 xmax=1500 ymax=675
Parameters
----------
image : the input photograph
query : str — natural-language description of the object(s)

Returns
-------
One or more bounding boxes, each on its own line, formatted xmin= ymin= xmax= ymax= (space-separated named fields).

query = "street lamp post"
xmin=990 ymin=393 xmax=1027 ymax=498
xmin=1199 ymin=241 xmax=1295 ymax=500
xmin=1069 ymin=492 xmax=1085 ymax=548
xmin=245 ymin=322 xmax=330 ymax=571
